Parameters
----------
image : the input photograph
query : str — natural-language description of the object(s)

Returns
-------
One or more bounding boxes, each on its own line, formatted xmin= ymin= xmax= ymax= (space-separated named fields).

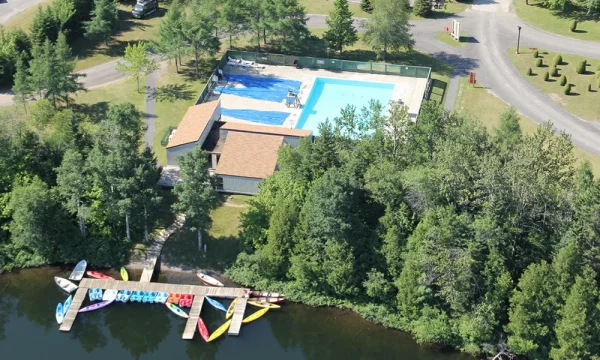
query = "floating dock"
xmin=60 ymin=278 xmax=248 ymax=338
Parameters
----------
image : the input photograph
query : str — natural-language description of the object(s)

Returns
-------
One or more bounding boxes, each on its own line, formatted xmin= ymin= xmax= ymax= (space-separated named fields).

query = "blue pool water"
xmin=216 ymin=74 xmax=302 ymax=103
xmin=221 ymin=109 xmax=290 ymax=125
xmin=296 ymin=77 xmax=395 ymax=135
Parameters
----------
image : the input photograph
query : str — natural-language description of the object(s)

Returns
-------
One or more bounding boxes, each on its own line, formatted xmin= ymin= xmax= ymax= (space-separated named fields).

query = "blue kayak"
xmin=56 ymin=303 xmax=64 ymax=324
xmin=206 ymin=297 xmax=227 ymax=312
xmin=63 ymin=295 xmax=73 ymax=316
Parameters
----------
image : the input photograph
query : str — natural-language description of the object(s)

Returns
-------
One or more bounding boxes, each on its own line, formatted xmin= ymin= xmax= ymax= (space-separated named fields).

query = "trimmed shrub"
xmin=563 ymin=84 xmax=570 ymax=95
xmin=526 ymin=67 xmax=533 ymax=76
xmin=559 ymin=74 xmax=567 ymax=86
xmin=544 ymin=72 xmax=549 ymax=81
xmin=596 ymin=70 xmax=600 ymax=79
xmin=551 ymin=66 xmax=559 ymax=77
xmin=570 ymin=20 xmax=577 ymax=32
xmin=553 ymin=55 xmax=563 ymax=67
xmin=533 ymin=50 xmax=539 ymax=58
xmin=589 ymin=84 xmax=593 ymax=92
xmin=575 ymin=60 xmax=586 ymax=74
xmin=535 ymin=58 xmax=543 ymax=67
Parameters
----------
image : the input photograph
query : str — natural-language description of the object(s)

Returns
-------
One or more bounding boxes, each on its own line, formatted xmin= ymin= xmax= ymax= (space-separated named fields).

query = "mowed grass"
xmin=2 ymin=0 xmax=54 ymax=31
xmin=514 ymin=0 xmax=600 ymax=43
xmin=507 ymin=47 xmax=600 ymax=121
xmin=162 ymin=197 xmax=250 ymax=271
xmin=453 ymin=76 xmax=600 ymax=176
xmin=435 ymin=31 xmax=468 ymax=48
xmin=299 ymin=0 xmax=371 ymax=18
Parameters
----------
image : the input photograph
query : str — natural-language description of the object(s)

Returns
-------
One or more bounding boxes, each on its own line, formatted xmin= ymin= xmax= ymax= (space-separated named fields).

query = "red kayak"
xmin=197 ymin=317 xmax=210 ymax=342
xmin=86 ymin=271 xmax=115 ymax=280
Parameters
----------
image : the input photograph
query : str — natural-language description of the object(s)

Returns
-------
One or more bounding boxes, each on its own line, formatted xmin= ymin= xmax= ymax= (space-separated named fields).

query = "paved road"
xmin=0 ymin=0 xmax=45 ymax=24
xmin=144 ymin=68 xmax=159 ymax=148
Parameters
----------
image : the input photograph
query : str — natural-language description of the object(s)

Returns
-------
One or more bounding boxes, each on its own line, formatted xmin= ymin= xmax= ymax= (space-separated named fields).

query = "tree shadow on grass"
xmin=153 ymin=83 xmax=195 ymax=103
xmin=72 ymin=101 xmax=110 ymax=124
xmin=180 ymin=58 xmax=219 ymax=83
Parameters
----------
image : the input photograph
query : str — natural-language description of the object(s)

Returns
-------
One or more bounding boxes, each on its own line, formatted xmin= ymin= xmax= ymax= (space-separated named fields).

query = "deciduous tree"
xmin=116 ymin=41 xmax=158 ymax=92
xmin=363 ymin=0 xmax=413 ymax=61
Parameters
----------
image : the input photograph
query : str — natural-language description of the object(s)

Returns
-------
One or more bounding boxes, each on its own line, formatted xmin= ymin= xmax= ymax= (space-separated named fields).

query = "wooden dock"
xmin=228 ymin=297 xmax=248 ymax=336
xmin=59 ymin=279 xmax=248 ymax=333
xmin=182 ymin=296 xmax=205 ymax=340
xmin=140 ymin=214 xmax=185 ymax=283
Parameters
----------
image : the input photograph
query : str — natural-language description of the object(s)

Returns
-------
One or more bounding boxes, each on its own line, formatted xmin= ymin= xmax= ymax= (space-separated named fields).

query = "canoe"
xmin=250 ymin=291 xmax=284 ymax=298
xmin=249 ymin=296 xmax=285 ymax=303
xmin=116 ymin=290 xmax=132 ymax=302
xmin=165 ymin=302 xmax=189 ymax=318
xmin=197 ymin=317 xmax=210 ymax=342
xmin=248 ymin=301 xmax=280 ymax=309
xmin=226 ymin=298 xmax=237 ymax=320
xmin=207 ymin=320 xmax=231 ymax=342
xmin=63 ymin=295 xmax=73 ymax=316
xmin=242 ymin=308 xmax=269 ymax=324
xmin=205 ymin=297 xmax=227 ymax=312
xmin=154 ymin=292 xmax=169 ymax=304
xmin=86 ymin=271 xmax=114 ymax=280
xmin=103 ymin=289 xmax=118 ymax=301
xmin=56 ymin=303 xmax=64 ymax=324
xmin=120 ymin=267 xmax=129 ymax=281
xmin=196 ymin=272 xmax=224 ymax=287
xmin=69 ymin=260 xmax=87 ymax=281
xmin=79 ymin=300 xmax=114 ymax=313
xmin=54 ymin=276 xmax=78 ymax=293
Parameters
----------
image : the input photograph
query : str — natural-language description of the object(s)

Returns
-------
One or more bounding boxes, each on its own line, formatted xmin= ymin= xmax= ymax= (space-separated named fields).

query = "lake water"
xmin=0 ymin=267 xmax=474 ymax=360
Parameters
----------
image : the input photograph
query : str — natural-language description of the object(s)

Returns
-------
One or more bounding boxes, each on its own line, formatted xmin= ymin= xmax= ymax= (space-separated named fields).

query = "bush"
xmin=526 ymin=67 xmax=533 ymax=76
xmin=535 ymin=58 xmax=543 ymax=67
xmin=575 ymin=60 xmax=586 ymax=74
xmin=533 ymin=50 xmax=539 ymax=58
xmin=559 ymin=74 xmax=567 ymax=86
xmin=553 ymin=55 xmax=562 ymax=67
xmin=413 ymin=0 xmax=432 ymax=17
xmin=570 ymin=20 xmax=577 ymax=32
xmin=563 ymin=84 xmax=570 ymax=95
xmin=551 ymin=67 xmax=559 ymax=77
xmin=544 ymin=72 xmax=549 ymax=81
xmin=589 ymin=84 xmax=593 ymax=92
xmin=596 ymin=70 xmax=600 ymax=79
xmin=361 ymin=0 xmax=373 ymax=13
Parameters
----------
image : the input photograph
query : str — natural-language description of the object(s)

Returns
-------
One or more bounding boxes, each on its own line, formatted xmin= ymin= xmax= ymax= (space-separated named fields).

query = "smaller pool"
xmin=296 ymin=77 xmax=395 ymax=135
xmin=216 ymin=74 xmax=302 ymax=103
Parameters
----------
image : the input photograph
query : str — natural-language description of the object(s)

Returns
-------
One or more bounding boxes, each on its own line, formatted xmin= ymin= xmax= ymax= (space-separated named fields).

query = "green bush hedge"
xmin=551 ymin=67 xmax=559 ymax=77
xmin=535 ymin=58 xmax=543 ymax=67
xmin=575 ymin=60 xmax=586 ymax=74
xmin=533 ymin=50 xmax=539 ymax=58
xmin=553 ymin=55 xmax=563 ymax=67
xmin=589 ymin=84 xmax=593 ymax=92
xmin=544 ymin=72 xmax=549 ymax=81
xmin=526 ymin=67 xmax=533 ymax=76
xmin=559 ymin=74 xmax=567 ymax=86
xmin=570 ymin=20 xmax=577 ymax=32
xmin=563 ymin=84 xmax=570 ymax=95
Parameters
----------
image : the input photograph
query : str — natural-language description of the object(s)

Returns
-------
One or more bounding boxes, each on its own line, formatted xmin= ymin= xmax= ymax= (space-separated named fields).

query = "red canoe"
xmin=197 ymin=317 xmax=210 ymax=342
xmin=86 ymin=271 xmax=115 ymax=280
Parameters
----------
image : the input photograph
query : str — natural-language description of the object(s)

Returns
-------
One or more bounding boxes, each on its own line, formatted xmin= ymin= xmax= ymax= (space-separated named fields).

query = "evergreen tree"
xmin=182 ymin=0 xmax=221 ymax=78
xmin=413 ymin=0 xmax=432 ymax=18
xmin=12 ymin=54 xmax=32 ymax=113
xmin=116 ymin=41 xmax=158 ymax=92
xmin=155 ymin=0 xmax=186 ymax=73
xmin=220 ymin=0 xmax=250 ymax=48
xmin=494 ymin=106 xmax=522 ymax=154
xmin=271 ymin=0 xmax=309 ymax=52
xmin=134 ymin=148 xmax=161 ymax=243
xmin=172 ymin=147 xmax=219 ymax=250
xmin=361 ymin=0 xmax=373 ymax=13
xmin=84 ymin=0 xmax=118 ymax=46
xmin=363 ymin=0 xmax=413 ymax=61
xmin=56 ymin=149 xmax=90 ymax=240
xmin=50 ymin=0 xmax=76 ymax=32
xmin=53 ymin=32 xmax=85 ymax=106
xmin=324 ymin=0 xmax=358 ymax=54
xmin=29 ymin=5 xmax=58 ymax=45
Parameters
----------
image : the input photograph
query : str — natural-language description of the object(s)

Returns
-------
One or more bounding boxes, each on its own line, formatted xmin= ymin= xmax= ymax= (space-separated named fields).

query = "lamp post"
xmin=516 ymin=26 xmax=522 ymax=54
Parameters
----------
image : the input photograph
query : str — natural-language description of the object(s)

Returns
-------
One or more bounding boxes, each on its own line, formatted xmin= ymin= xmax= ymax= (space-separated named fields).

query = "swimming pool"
xmin=296 ymin=77 xmax=395 ymax=135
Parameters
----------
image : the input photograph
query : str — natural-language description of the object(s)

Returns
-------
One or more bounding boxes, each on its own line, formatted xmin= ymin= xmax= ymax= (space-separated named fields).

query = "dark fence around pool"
xmin=193 ymin=50 xmax=432 ymax=106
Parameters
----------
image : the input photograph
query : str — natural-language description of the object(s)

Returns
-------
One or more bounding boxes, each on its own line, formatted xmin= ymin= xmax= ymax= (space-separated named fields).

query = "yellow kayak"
xmin=226 ymin=298 xmax=237 ymax=320
xmin=248 ymin=301 xmax=280 ymax=309
xmin=120 ymin=267 xmax=129 ymax=281
xmin=242 ymin=308 xmax=269 ymax=324
xmin=207 ymin=319 xmax=231 ymax=342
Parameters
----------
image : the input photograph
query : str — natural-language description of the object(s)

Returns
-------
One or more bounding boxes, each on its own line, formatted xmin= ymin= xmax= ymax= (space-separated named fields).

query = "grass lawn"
xmin=162 ymin=197 xmax=250 ymax=271
xmin=2 ymin=0 xmax=54 ymax=31
xmin=514 ymin=0 xmax=600 ymax=43
xmin=507 ymin=47 xmax=600 ymax=122
xmin=453 ymin=76 xmax=600 ymax=175
xmin=435 ymin=31 xmax=468 ymax=48
xmin=300 ymin=0 xmax=371 ymax=18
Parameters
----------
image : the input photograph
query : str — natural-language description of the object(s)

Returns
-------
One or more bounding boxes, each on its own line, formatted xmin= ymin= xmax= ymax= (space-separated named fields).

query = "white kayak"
xmin=196 ymin=272 xmax=224 ymax=287
xmin=102 ymin=289 xmax=118 ymax=301
xmin=54 ymin=277 xmax=78 ymax=293
xmin=69 ymin=260 xmax=87 ymax=281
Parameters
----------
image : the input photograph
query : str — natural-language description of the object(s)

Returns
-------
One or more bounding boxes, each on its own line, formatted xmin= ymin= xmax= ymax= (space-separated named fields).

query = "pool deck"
xmin=215 ymin=63 xmax=428 ymax=130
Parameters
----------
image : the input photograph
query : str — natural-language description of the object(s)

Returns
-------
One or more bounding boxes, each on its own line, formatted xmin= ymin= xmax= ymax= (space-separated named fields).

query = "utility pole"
xmin=516 ymin=26 xmax=522 ymax=54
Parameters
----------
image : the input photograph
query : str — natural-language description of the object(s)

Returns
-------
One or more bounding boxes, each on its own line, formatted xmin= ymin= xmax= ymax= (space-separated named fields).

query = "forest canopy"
xmin=228 ymin=101 xmax=600 ymax=358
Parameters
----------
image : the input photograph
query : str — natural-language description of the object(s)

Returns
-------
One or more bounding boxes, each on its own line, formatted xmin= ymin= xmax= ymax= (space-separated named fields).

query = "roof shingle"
xmin=216 ymin=132 xmax=283 ymax=179
xmin=167 ymin=101 xmax=220 ymax=148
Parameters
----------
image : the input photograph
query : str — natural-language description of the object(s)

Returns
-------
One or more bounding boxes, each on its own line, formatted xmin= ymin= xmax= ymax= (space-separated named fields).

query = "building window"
xmin=216 ymin=176 xmax=223 ymax=190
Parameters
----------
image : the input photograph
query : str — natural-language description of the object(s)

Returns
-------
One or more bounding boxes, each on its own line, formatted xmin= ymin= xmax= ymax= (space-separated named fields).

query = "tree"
xmin=220 ymin=0 xmax=250 ymax=48
xmin=361 ymin=0 xmax=373 ymax=13
xmin=50 ymin=0 xmax=76 ymax=32
xmin=413 ymin=0 xmax=432 ymax=18
xmin=56 ymin=149 xmax=90 ymax=240
xmin=155 ymin=0 xmax=186 ymax=73
xmin=323 ymin=0 xmax=358 ymax=54
xmin=363 ymin=0 xmax=414 ymax=61
xmin=12 ymin=54 xmax=33 ymax=113
xmin=84 ymin=0 xmax=118 ymax=46
xmin=494 ymin=107 xmax=522 ymax=153
xmin=271 ymin=0 xmax=309 ymax=52
xmin=116 ymin=42 xmax=158 ymax=92
xmin=53 ymin=32 xmax=85 ymax=106
xmin=172 ymin=147 xmax=219 ymax=250
xmin=550 ymin=267 xmax=600 ymax=359
xmin=182 ymin=0 xmax=221 ymax=78
xmin=134 ymin=148 xmax=161 ymax=243
xmin=29 ymin=5 xmax=58 ymax=45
